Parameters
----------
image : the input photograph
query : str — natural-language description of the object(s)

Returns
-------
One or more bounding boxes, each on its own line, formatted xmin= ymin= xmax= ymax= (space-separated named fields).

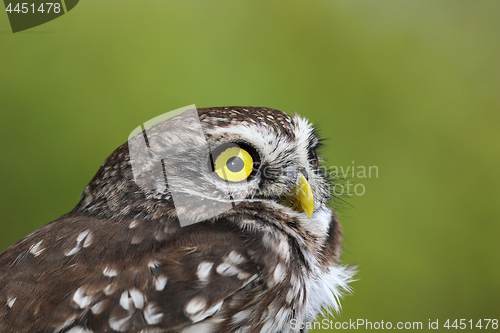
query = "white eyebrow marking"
xmin=7 ymin=297 xmax=16 ymax=308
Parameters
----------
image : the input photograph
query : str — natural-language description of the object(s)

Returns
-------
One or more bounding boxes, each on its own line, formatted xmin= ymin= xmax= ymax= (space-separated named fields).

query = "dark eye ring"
xmin=209 ymin=142 xmax=261 ymax=182
xmin=308 ymin=149 xmax=318 ymax=167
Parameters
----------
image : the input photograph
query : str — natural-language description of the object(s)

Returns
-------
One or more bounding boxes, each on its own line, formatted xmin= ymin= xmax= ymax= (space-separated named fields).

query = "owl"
xmin=0 ymin=107 xmax=354 ymax=333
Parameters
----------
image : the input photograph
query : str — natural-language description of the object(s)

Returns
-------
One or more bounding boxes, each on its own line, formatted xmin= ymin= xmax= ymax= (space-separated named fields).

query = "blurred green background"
xmin=1 ymin=1 xmax=499 ymax=331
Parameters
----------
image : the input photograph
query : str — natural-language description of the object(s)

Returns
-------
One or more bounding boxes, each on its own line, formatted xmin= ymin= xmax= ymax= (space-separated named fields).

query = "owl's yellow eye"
xmin=214 ymin=146 xmax=254 ymax=182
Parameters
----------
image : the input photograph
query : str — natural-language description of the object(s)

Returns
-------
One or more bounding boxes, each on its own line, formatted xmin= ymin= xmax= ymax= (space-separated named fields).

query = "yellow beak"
xmin=294 ymin=173 xmax=314 ymax=219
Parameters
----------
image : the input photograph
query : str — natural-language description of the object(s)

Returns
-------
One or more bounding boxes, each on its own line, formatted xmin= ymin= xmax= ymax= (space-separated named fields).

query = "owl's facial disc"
xmin=208 ymin=141 xmax=315 ymax=218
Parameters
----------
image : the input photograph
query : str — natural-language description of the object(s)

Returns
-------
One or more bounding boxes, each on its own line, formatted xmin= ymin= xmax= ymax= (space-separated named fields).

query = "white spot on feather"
xmin=154 ymin=275 xmax=168 ymax=291
xmin=65 ymin=245 xmax=80 ymax=256
xmin=65 ymin=230 xmax=92 ymax=256
xmin=29 ymin=240 xmax=45 ymax=257
xmin=237 ymin=271 xmax=251 ymax=280
xmin=104 ymin=283 xmax=117 ymax=295
xmin=144 ymin=303 xmax=163 ymax=325
xmin=109 ymin=315 xmax=130 ymax=332
xmin=129 ymin=289 xmax=144 ymax=309
xmin=119 ymin=291 xmax=131 ymax=311
xmin=120 ymin=289 xmax=144 ymax=310
xmin=83 ymin=232 xmax=93 ymax=248
xmin=103 ymin=267 xmax=117 ymax=277
xmin=225 ymin=251 xmax=245 ymax=265
xmin=273 ymin=263 xmax=286 ymax=284
xmin=76 ymin=230 xmax=90 ymax=242
xmin=66 ymin=326 xmax=93 ymax=333
xmin=185 ymin=297 xmax=223 ymax=323
xmin=91 ymin=301 xmax=106 ymax=315
xmin=185 ymin=296 xmax=206 ymax=316
xmin=196 ymin=261 xmax=213 ymax=281
xmin=216 ymin=263 xmax=239 ymax=276
xmin=73 ymin=287 xmax=92 ymax=308
xmin=232 ymin=309 xmax=252 ymax=324
xmin=148 ymin=260 xmax=160 ymax=269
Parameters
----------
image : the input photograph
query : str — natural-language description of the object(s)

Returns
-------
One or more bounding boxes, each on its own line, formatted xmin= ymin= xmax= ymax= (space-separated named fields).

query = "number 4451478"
xmin=5 ymin=3 xmax=61 ymax=14
xmin=444 ymin=319 xmax=498 ymax=330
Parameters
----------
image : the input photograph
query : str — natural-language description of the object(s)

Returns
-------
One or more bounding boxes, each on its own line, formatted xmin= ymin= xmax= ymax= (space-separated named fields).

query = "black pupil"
xmin=226 ymin=156 xmax=245 ymax=173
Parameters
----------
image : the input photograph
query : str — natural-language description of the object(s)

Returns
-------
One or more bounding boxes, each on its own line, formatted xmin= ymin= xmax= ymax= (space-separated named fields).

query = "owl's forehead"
xmin=198 ymin=107 xmax=295 ymax=140
xmin=198 ymin=107 xmax=296 ymax=140
xmin=196 ymin=107 xmax=317 ymax=165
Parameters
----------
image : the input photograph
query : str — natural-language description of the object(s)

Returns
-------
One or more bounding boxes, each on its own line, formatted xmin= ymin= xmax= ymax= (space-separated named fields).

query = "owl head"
xmin=76 ymin=107 xmax=334 ymax=240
